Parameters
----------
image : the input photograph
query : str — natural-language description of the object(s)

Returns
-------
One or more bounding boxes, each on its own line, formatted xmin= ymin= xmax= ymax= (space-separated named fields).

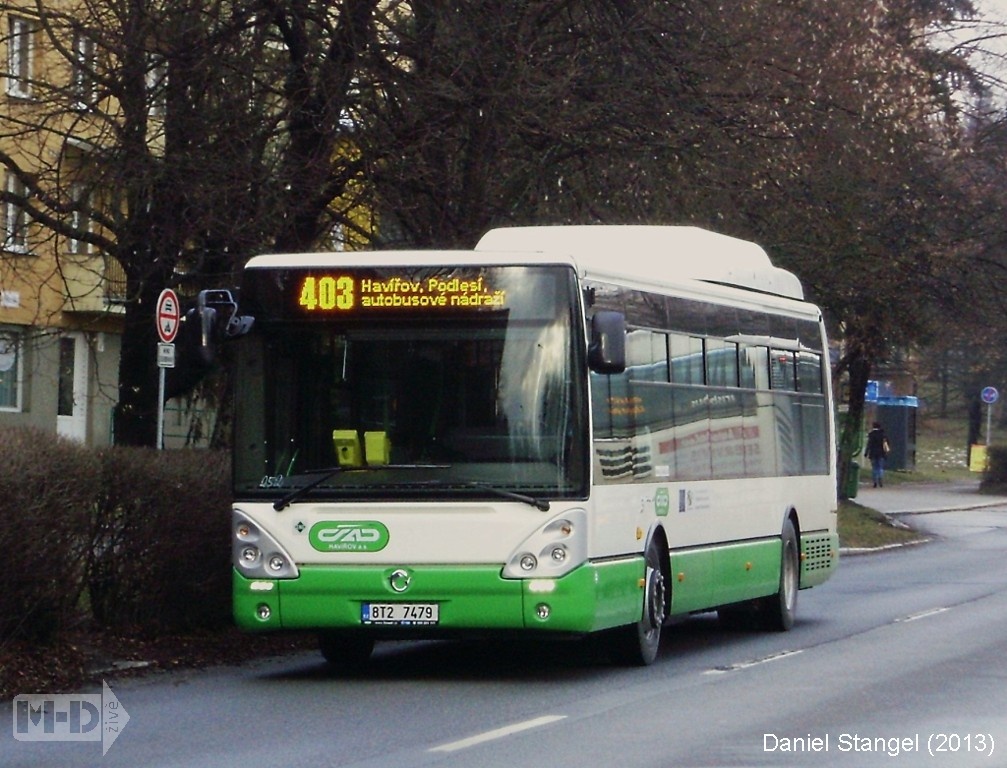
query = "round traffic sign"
xmin=156 ymin=289 xmax=180 ymax=344
xmin=981 ymin=386 xmax=999 ymax=405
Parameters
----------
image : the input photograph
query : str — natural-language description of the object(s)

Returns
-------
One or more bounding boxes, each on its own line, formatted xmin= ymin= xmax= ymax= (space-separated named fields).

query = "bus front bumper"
xmin=233 ymin=558 xmax=644 ymax=636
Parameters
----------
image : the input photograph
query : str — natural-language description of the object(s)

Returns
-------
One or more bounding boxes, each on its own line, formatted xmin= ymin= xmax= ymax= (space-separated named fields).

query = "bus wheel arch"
xmin=649 ymin=526 xmax=672 ymax=620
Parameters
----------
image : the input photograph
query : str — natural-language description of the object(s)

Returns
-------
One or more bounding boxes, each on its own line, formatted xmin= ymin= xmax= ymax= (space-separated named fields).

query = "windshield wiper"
xmin=273 ymin=466 xmax=342 ymax=511
xmin=272 ymin=464 xmax=451 ymax=511
xmin=462 ymin=482 xmax=550 ymax=511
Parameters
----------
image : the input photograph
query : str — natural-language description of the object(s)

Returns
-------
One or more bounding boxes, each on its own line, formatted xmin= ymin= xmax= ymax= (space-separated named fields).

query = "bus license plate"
xmin=362 ymin=603 xmax=439 ymax=625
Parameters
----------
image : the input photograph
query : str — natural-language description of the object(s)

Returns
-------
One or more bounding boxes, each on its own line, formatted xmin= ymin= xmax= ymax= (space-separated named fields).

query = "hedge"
xmin=981 ymin=444 xmax=1007 ymax=491
xmin=0 ymin=427 xmax=231 ymax=644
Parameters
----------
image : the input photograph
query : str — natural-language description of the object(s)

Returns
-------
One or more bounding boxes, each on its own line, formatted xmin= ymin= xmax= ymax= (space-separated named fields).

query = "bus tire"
xmin=759 ymin=517 xmax=799 ymax=631
xmin=319 ymin=632 xmax=375 ymax=668
xmin=610 ymin=538 xmax=666 ymax=666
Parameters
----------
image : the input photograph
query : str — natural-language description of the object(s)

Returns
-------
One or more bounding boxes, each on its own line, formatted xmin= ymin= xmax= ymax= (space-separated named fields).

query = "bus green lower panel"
xmin=669 ymin=539 xmax=781 ymax=614
xmin=233 ymin=557 xmax=644 ymax=635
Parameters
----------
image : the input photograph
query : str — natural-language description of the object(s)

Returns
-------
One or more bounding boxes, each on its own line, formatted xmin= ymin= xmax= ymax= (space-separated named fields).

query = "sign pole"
xmin=981 ymin=387 xmax=999 ymax=448
xmin=155 ymin=288 xmax=180 ymax=450
xmin=157 ymin=368 xmax=166 ymax=449
xmin=988 ymin=403 xmax=993 ymax=448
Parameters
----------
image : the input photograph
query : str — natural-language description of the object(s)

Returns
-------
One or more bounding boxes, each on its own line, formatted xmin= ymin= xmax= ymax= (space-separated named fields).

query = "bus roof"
xmin=475 ymin=225 xmax=805 ymax=300
xmin=244 ymin=226 xmax=806 ymax=302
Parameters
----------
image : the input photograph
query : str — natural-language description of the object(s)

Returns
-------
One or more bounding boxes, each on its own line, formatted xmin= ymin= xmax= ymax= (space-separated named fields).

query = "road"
xmin=6 ymin=499 xmax=1007 ymax=768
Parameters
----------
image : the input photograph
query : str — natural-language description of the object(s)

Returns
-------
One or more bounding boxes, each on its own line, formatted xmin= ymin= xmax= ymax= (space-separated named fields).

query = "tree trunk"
xmin=837 ymin=347 xmax=873 ymax=500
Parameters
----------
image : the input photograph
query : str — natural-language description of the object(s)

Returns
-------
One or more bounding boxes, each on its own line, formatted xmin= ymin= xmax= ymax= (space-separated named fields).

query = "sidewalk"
xmin=852 ymin=479 xmax=1007 ymax=516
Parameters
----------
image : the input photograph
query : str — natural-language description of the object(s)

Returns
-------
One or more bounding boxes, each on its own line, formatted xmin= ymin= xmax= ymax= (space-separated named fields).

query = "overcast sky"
xmin=937 ymin=1 xmax=1007 ymax=101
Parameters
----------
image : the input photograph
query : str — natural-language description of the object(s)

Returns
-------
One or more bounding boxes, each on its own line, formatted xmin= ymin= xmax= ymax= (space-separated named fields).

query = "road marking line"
xmin=429 ymin=715 xmax=567 ymax=753
xmin=895 ymin=607 xmax=950 ymax=623
xmin=704 ymin=649 xmax=803 ymax=675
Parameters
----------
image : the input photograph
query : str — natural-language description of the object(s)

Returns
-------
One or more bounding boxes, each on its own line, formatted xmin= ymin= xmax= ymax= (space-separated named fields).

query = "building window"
xmin=71 ymin=32 xmax=96 ymax=108
xmin=58 ymin=336 xmax=75 ymax=417
xmin=6 ymin=16 xmax=33 ymax=98
xmin=146 ymin=54 xmax=166 ymax=116
xmin=0 ymin=330 xmax=22 ymax=410
xmin=3 ymin=173 xmax=29 ymax=253
xmin=67 ymin=182 xmax=91 ymax=254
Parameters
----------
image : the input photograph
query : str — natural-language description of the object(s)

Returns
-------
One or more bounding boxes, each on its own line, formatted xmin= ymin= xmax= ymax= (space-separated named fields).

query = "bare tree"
xmin=0 ymin=0 xmax=381 ymax=445
xmin=2 ymin=0 xmax=999 ymax=461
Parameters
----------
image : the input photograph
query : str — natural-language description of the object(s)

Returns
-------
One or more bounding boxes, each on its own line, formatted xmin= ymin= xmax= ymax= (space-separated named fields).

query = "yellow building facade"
xmin=1 ymin=1 xmax=124 ymax=446
xmin=1 ymin=3 xmax=378 ymax=447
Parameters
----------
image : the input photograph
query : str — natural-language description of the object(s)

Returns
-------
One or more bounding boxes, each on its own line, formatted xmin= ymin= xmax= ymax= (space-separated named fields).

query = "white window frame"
xmin=146 ymin=53 xmax=167 ymax=116
xmin=0 ymin=329 xmax=23 ymax=412
xmin=71 ymin=31 xmax=96 ymax=108
xmin=3 ymin=173 xmax=29 ymax=253
xmin=6 ymin=16 xmax=34 ymax=98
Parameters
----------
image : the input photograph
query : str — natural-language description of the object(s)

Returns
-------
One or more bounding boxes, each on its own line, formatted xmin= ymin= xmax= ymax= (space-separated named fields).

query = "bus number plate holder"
xmin=362 ymin=603 xmax=439 ymax=625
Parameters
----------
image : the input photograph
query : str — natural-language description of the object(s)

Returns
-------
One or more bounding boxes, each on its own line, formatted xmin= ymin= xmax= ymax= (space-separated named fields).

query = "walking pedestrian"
xmin=864 ymin=421 xmax=890 ymax=488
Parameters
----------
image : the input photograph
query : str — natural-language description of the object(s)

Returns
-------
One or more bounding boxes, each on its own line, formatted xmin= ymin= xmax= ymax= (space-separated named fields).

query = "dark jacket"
xmin=865 ymin=427 xmax=888 ymax=461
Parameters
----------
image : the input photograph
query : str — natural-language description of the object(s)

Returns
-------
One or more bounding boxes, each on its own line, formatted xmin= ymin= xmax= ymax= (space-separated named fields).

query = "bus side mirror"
xmin=195 ymin=289 xmax=254 ymax=364
xmin=588 ymin=311 xmax=626 ymax=374
xmin=165 ymin=289 xmax=254 ymax=400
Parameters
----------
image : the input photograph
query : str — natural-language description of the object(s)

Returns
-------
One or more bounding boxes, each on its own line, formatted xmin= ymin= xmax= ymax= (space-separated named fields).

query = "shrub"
xmin=0 ymin=427 xmax=100 ymax=642
xmin=0 ymin=427 xmax=233 ymax=644
xmin=981 ymin=445 xmax=1007 ymax=490
xmin=88 ymin=447 xmax=231 ymax=633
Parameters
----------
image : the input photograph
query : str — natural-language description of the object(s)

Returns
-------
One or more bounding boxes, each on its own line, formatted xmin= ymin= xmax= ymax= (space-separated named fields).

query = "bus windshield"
xmin=233 ymin=264 xmax=589 ymax=502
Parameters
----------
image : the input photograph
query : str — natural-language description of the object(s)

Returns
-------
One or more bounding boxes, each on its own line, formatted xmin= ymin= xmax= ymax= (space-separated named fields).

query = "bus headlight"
xmin=502 ymin=508 xmax=587 ymax=579
xmin=232 ymin=509 xmax=299 ymax=579
xmin=267 ymin=555 xmax=287 ymax=572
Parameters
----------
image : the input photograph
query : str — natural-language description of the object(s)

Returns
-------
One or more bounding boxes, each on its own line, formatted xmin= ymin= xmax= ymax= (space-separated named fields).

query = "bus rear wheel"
xmin=758 ymin=517 xmax=799 ymax=631
xmin=319 ymin=633 xmax=375 ymax=669
xmin=610 ymin=539 xmax=666 ymax=666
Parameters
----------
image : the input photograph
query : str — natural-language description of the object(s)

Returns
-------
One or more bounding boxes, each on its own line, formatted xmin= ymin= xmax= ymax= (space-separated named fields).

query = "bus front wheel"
xmin=319 ymin=632 xmax=375 ymax=668
xmin=609 ymin=539 xmax=666 ymax=666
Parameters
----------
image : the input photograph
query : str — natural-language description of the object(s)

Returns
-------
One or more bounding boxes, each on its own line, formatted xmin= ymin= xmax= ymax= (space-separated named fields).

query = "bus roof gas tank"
xmin=476 ymin=225 xmax=805 ymax=300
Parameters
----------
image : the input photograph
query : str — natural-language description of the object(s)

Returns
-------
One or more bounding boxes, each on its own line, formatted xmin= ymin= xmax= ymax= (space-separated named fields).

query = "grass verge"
xmin=838 ymin=499 xmax=925 ymax=550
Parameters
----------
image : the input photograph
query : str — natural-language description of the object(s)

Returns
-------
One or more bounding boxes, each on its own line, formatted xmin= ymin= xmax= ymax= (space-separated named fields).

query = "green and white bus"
xmin=218 ymin=225 xmax=838 ymax=666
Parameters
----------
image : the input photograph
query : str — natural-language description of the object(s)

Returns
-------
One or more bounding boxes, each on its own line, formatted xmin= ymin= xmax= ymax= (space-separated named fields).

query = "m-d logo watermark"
xmin=13 ymin=680 xmax=129 ymax=756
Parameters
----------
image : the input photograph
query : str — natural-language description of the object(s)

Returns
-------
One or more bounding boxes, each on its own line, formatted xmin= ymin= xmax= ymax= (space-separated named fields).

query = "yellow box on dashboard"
xmin=332 ymin=430 xmax=362 ymax=466
xmin=364 ymin=431 xmax=390 ymax=465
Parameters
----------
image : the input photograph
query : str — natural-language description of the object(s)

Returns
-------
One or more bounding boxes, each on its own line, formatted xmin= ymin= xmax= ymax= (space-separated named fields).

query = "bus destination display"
xmin=297 ymin=273 xmax=508 ymax=313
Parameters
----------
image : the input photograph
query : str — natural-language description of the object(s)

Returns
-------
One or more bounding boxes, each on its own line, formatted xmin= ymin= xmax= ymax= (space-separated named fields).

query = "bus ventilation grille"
xmin=802 ymin=536 xmax=836 ymax=571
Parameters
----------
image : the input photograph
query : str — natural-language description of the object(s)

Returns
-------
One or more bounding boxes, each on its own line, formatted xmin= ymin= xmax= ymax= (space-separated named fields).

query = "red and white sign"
xmin=156 ymin=288 xmax=180 ymax=344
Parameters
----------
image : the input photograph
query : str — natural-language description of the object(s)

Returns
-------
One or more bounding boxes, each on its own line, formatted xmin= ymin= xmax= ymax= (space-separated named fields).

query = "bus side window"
xmin=669 ymin=333 xmax=703 ymax=384
xmin=797 ymin=351 xmax=823 ymax=393
xmin=740 ymin=345 xmax=770 ymax=390
xmin=770 ymin=349 xmax=797 ymax=391
xmin=706 ymin=339 xmax=739 ymax=388
xmin=626 ymin=329 xmax=668 ymax=382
